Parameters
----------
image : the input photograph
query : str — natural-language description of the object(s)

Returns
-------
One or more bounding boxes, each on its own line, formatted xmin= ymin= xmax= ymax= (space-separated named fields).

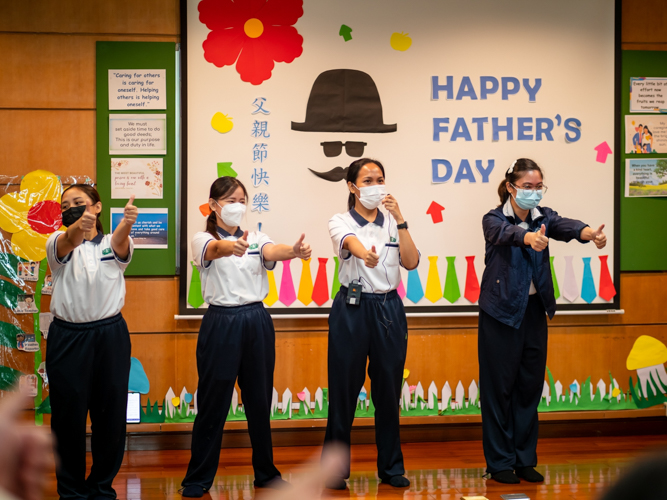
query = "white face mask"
xmin=215 ymin=201 xmax=246 ymax=227
xmin=354 ymin=184 xmax=387 ymax=210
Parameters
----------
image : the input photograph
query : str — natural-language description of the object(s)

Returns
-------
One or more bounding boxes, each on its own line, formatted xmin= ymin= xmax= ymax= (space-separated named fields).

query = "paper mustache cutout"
xmin=308 ymin=167 xmax=349 ymax=182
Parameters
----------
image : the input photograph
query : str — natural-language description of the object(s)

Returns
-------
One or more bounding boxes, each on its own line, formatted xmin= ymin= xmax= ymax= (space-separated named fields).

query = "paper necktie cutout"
xmin=311 ymin=258 xmax=329 ymax=306
xmin=425 ymin=256 xmax=442 ymax=303
xmin=443 ymin=256 xmax=461 ymax=303
xmin=331 ymin=256 xmax=341 ymax=299
xmin=581 ymin=257 xmax=597 ymax=304
xmin=187 ymin=261 xmax=205 ymax=309
xmin=397 ymin=279 xmax=406 ymax=299
xmin=406 ymin=269 xmax=424 ymax=303
xmin=264 ymin=270 xmax=279 ymax=306
xmin=562 ymin=255 xmax=579 ymax=302
xmin=598 ymin=255 xmax=616 ymax=301
xmin=549 ymin=256 xmax=560 ymax=300
xmin=297 ymin=258 xmax=314 ymax=305
xmin=463 ymin=256 xmax=480 ymax=303
xmin=279 ymin=260 xmax=296 ymax=306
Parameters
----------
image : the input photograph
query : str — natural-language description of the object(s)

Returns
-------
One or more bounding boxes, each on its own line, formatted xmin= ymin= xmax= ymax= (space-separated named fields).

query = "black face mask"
xmin=61 ymin=205 xmax=87 ymax=227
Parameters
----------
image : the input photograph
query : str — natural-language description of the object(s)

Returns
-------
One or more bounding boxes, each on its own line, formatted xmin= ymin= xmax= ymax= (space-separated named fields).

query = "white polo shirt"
xmin=192 ymin=227 xmax=275 ymax=307
xmin=329 ymin=208 xmax=419 ymax=294
xmin=46 ymin=231 xmax=133 ymax=323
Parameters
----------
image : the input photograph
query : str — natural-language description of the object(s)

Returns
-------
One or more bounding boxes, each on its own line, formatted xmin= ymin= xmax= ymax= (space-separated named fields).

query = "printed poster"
xmin=110 ymin=208 xmax=168 ymax=249
xmin=625 ymin=158 xmax=667 ymax=197
xmin=625 ymin=115 xmax=667 ymax=154
xmin=111 ymin=158 xmax=163 ymax=199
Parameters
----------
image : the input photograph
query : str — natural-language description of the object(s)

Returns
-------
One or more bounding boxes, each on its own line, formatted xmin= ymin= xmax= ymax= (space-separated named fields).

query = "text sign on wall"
xmin=108 ymin=69 xmax=166 ymax=110
xmin=630 ymin=77 xmax=667 ymax=113
xmin=109 ymin=114 xmax=167 ymax=155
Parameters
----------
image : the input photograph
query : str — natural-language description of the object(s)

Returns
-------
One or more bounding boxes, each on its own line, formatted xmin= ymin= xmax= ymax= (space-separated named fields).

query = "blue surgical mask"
xmin=512 ymin=186 xmax=543 ymax=210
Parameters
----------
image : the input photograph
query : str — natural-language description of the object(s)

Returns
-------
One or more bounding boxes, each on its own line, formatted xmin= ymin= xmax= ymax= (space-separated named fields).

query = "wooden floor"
xmin=43 ymin=435 xmax=667 ymax=499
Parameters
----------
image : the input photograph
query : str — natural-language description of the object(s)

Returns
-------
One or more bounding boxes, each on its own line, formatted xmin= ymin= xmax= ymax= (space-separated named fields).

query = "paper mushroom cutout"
xmin=626 ymin=335 xmax=667 ymax=397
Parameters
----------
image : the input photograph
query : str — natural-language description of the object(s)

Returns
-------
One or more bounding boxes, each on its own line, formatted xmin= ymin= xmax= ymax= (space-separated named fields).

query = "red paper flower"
xmin=198 ymin=0 xmax=304 ymax=85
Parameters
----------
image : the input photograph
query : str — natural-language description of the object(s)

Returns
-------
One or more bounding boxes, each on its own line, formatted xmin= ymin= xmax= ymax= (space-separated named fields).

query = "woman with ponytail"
xmin=181 ymin=177 xmax=312 ymax=497
xmin=478 ymin=159 xmax=607 ymax=484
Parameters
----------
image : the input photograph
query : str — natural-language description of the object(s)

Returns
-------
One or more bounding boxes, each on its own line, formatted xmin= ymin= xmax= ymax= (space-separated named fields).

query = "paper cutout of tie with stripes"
xmin=463 ymin=256 xmax=480 ymax=303
xmin=406 ymin=269 xmax=424 ymax=303
xmin=397 ymin=278 xmax=406 ymax=299
xmin=311 ymin=258 xmax=329 ymax=306
xmin=549 ymin=256 xmax=560 ymax=300
xmin=598 ymin=255 xmax=616 ymax=301
xmin=581 ymin=257 xmax=597 ymax=304
xmin=562 ymin=255 xmax=579 ymax=302
xmin=297 ymin=258 xmax=314 ymax=305
xmin=331 ymin=256 xmax=342 ymax=299
xmin=187 ymin=262 xmax=205 ymax=309
xmin=425 ymin=256 xmax=442 ymax=303
xmin=443 ymin=256 xmax=461 ymax=303
xmin=279 ymin=260 xmax=296 ymax=306
xmin=264 ymin=270 xmax=279 ymax=306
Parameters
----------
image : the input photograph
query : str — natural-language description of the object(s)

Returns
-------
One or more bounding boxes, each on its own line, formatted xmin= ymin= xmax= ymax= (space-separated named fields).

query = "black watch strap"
xmin=397 ymin=221 xmax=408 ymax=230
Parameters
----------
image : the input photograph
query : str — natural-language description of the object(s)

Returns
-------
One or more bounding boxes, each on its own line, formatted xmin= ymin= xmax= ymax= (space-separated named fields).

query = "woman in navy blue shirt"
xmin=478 ymin=158 xmax=607 ymax=484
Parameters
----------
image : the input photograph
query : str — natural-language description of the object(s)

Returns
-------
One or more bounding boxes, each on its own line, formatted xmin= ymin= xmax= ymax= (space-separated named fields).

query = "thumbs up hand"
xmin=526 ymin=224 xmax=549 ymax=252
xmin=79 ymin=199 xmax=97 ymax=232
xmin=590 ymin=224 xmax=607 ymax=249
xmin=293 ymin=233 xmax=312 ymax=260
xmin=364 ymin=245 xmax=379 ymax=268
xmin=123 ymin=195 xmax=138 ymax=226
xmin=233 ymin=230 xmax=249 ymax=256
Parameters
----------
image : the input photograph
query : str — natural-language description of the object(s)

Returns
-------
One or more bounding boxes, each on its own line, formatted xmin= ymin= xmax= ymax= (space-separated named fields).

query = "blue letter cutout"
xmin=432 ymin=159 xmax=453 ymax=183
xmin=475 ymin=159 xmax=495 ymax=183
xmin=454 ymin=159 xmax=476 ymax=183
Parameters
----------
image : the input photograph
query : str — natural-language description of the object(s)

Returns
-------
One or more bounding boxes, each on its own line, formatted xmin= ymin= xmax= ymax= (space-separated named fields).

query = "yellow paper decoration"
xmin=0 ymin=170 xmax=63 ymax=261
xmin=297 ymin=258 xmax=314 ymax=306
xmin=171 ymin=396 xmax=180 ymax=407
xmin=264 ymin=269 xmax=279 ymax=306
xmin=424 ymin=256 xmax=442 ymax=303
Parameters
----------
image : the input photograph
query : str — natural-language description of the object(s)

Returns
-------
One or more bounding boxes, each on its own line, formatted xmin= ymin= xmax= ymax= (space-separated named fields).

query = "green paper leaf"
xmin=0 ymin=253 xmax=25 ymax=281
xmin=0 ymin=321 xmax=23 ymax=349
xmin=217 ymin=162 xmax=237 ymax=178
xmin=35 ymin=396 xmax=51 ymax=415
xmin=0 ymin=279 xmax=23 ymax=310
xmin=0 ymin=365 xmax=23 ymax=390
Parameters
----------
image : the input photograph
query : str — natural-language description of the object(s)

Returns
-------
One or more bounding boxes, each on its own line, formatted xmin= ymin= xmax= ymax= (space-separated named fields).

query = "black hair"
xmin=497 ymin=158 xmax=544 ymax=206
xmin=345 ymin=158 xmax=386 ymax=211
xmin=206 ymin=176 xmax=248 ymax=240
xmin=61 ymin=184 xmax=104 ymax=232
xmin=643 ymin=125 xmax=652 ymax=135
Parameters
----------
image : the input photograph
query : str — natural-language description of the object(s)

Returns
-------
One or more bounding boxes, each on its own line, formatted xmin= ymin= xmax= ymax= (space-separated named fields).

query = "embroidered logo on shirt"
xmin=249 ymin=243 xmax=258 ymax=250
xmin=390 ymin=237 xmax=397 ymax=243
xmin=102 ymin=248 xmax=112 ymax=255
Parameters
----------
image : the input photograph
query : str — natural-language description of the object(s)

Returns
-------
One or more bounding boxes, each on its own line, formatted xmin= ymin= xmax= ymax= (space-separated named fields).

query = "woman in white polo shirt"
xmin=45 ymin=184 xmax=137 ymax=500
xmin=323 ymin=158 xmax=420 ymax=490
xmin=181 ymin=176 xmax=312 ymax=497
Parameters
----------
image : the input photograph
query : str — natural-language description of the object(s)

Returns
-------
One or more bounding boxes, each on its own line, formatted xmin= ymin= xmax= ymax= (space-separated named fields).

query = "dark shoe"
xmin=516 ymin=466 xmax=544 ymax=482
xmin=325 ymin=477 xmax=347 ymax=490
xmin=254 ymin=476 xmax=290 ymax=489
xmin=491 ymin=470 xmax=520 ymax=484
xmin=382 ymin=475 xmax=410 ymax=488
xmin=181 ymin=485 xmax=205 ymax=498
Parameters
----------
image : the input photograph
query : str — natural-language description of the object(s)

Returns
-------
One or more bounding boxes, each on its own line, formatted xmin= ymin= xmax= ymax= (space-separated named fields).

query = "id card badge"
xmin=346 ymin=280 xmax=362 ymax=306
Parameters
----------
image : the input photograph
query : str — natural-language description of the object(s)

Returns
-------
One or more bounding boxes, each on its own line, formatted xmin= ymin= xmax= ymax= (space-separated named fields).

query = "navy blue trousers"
xmin=478 ymin=294 xmax=548 ymax=474
xmin=324 ymin=288 xmax=408 ymax=480
xmin=46 ymin=313 xmax=131 ymax=500
xmin=182 ymin=302 xmax=280 ymax=490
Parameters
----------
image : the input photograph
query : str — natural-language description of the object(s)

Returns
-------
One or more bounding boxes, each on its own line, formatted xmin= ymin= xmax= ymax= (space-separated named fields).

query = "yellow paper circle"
xmin=244 ymin=18 xmax=264 ymax=39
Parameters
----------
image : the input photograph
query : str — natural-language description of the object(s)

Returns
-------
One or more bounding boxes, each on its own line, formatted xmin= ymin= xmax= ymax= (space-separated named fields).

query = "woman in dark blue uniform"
xmin=478 ymin=158 xmax=607 ymax=484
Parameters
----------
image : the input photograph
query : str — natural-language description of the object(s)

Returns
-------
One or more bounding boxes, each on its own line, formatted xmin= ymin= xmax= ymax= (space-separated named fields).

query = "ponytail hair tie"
xmin=507 ymin=160 xmax=517 ymax=175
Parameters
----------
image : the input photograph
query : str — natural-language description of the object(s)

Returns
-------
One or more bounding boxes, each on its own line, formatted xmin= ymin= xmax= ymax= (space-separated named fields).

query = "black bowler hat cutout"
xmin=291 ymin=69 xmax=397 ymax=133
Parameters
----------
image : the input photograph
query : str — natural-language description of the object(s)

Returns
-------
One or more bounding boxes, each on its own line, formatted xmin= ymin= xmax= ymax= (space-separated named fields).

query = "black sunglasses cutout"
xmin=320 ymin=141 xmax=367 ymax=158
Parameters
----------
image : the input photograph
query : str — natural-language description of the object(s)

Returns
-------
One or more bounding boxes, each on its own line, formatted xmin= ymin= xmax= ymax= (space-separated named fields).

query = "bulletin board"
xmin=96 ymin=42 xmax=179 ymax=276
xmin=179 ymin=0 xmax=621 ymax=316
xmin=620 ymin=50 xmax=667 ymax=271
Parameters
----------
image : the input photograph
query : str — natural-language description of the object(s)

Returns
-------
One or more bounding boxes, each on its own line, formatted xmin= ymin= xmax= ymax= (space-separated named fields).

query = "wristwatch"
xmin=397 ymin=221 xmax=408 ymax=230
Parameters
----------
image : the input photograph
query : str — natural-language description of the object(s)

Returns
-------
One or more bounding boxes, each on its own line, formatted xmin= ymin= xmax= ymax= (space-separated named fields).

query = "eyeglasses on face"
xmin=320 ymin=141 xmax=367 ymax=158
xmin=511 ymin=183 xmax=548 ymax=194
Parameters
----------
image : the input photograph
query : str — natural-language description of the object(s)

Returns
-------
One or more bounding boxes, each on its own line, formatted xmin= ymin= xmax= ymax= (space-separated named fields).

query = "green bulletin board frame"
xmin=620 ymin=50 xmax=667 ymax=271
xmin=96 ymin=42 xmax=178 ymax=275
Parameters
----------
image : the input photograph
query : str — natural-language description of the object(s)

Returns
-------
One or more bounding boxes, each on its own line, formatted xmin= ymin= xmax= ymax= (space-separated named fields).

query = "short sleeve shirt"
xmin=191 ymin=228 xmax=275 ymax=306
xmin=46 ymin=231 xmax=133 ymax=323
xmin=328 ymin=208 xmax=419 ymax=293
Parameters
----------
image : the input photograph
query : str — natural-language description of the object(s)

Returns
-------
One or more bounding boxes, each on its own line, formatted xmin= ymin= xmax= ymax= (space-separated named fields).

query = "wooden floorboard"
xmin=42 ymin=434 xmax=667 ymax=499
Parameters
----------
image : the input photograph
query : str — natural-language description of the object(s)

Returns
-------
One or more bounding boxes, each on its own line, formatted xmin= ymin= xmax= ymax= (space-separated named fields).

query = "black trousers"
xmin=478 ymin=294 xmax=548 ymax=474
xmin=324 ymin=288 xmax=408 ymax=480
xmin=182 ymin=302 xmax=280 ymax=490
xmin=46 ymin=313 xmax=131 ymax=500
